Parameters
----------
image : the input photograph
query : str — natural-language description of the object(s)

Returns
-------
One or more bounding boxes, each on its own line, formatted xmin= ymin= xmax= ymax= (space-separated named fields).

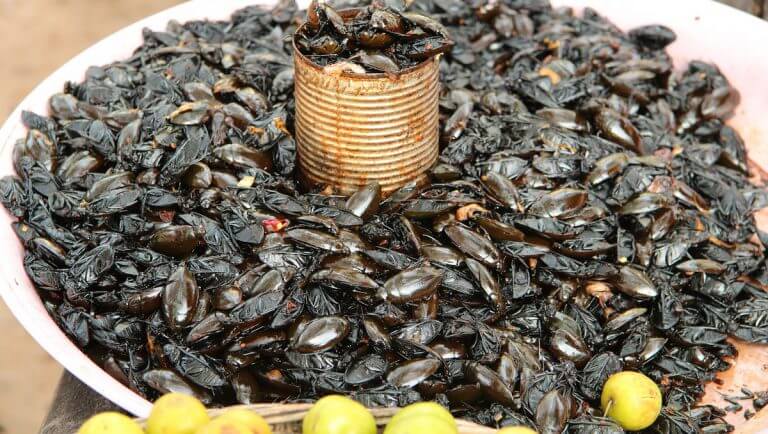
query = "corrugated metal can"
xmin=293 ymin=26 xmax=440 ymax=196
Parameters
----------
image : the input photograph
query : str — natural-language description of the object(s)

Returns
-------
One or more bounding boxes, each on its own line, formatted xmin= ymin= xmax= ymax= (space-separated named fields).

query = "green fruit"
xmin=216 ymin=409 xmax=272 ymax=434
xmin=387 ymin=402 xmax=455 ymax=429
xmin=303 ymin=395 xmax=376 ymax=434
xmin=383 ymin=414 xmax=458 ymax=434
xmin=601 ymin=371 xmax=662 ymax=431
xmin=77 ymin=412 xmax=144 ymax=434
xmin=194 ymin=419 xmax=251 ymax=434
xmin=497 ymin=427 xmax=538 ymax=434
xmin=146 ymin=393 xmax=210 ymax=434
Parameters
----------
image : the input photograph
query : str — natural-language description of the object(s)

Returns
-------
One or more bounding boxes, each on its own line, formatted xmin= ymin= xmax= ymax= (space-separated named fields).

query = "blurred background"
xmin=0 ymin=0 xmax=764 ymax=433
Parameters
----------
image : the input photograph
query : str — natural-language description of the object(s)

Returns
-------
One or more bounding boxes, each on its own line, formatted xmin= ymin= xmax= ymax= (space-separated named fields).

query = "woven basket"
xmin=134 ymin=403 xmax=497 ymax=433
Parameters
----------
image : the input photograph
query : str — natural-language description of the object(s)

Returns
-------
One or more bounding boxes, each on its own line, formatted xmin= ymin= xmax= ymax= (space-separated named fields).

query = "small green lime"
xmin=194 ymin=418 xmax=251 ymax=434
xmin=146 ymin=393 xmax=210 ymax=434
xmin=77 ymin=412 xmax=144 ymax=434
xmin=216 ymin=408 xmax=272 ymax=434
xmin=387 ymin=402 xmax=455 ymax=429
xmin=303 ymin=395 xmax=376 ymax=434
xmin=601 ymin=371 xmax=662 ymax=431
xmin=383 ymin=414 xmax=457 ymax=434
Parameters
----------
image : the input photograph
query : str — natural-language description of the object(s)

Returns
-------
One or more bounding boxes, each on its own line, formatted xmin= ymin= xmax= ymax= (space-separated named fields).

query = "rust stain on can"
xmin=293 ymin=23 xmax=440 ymax=196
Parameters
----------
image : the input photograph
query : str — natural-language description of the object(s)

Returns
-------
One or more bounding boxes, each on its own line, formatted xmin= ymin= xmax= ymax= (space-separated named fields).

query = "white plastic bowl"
xmin=0 ymin=0 xmax=767 ymax=430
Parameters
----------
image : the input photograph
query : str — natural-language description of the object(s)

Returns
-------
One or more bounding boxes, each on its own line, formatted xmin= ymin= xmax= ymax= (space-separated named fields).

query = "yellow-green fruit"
xmin=387 ymin=402 xmax=455 ymax=429
xmin=77 ymin=412 xmax=144 ymax=434
xmin=601 ymin=371 xmax=662 ymax=431
xmin=194 ymin=419 xmax=251 ymax=434
xmin=497 ymin=427 xmax=538 ymax=434
xmin=302 ymin=395 xmax=348 ymax=434
xmin=146 ymin=393 xmax=210 ymax=434
xmin=383 ymin=414 xmax=458 ymax=434
xmin=303 ymin=395 xmax=376 ymax=434
xmin=216 ymin=409 xmax=272 ymax=434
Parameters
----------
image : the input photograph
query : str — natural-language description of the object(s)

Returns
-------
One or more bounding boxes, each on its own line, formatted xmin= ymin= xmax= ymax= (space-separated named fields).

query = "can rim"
xmin=292 ymin=7 xmax=438 ymax=80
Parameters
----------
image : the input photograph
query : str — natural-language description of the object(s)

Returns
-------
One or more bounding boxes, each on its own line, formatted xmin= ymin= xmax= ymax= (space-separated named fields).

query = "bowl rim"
xmin=0 ymin=0 xmax=278 ymax=418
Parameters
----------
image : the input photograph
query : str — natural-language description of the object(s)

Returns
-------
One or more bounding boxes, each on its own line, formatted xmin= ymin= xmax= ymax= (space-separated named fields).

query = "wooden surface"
xmin=720 ymin=0 xmax=768 ymax=17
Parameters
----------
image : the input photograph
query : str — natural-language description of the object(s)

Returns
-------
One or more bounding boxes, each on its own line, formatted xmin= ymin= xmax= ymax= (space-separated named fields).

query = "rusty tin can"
xmin=293 ymin=20 xmax=440 ymax=196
